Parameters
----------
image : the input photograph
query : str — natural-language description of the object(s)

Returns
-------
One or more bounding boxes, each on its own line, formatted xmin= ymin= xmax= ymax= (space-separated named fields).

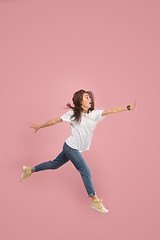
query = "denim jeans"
xmin=33 ymin=141 xmax=96 ymax=197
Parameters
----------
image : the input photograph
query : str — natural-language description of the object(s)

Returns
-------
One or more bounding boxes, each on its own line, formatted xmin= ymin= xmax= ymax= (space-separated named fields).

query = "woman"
xmin=21 ymin=89 xmax=137 ymax=213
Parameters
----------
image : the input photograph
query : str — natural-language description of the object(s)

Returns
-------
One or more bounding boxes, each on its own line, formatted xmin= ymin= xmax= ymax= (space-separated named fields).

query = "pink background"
xmin=1 ymin=0 xmax=159 ymax=239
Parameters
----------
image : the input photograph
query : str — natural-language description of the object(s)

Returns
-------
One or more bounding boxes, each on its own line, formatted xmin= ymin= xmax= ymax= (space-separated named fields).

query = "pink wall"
xmin=1 ymin=0 xmax=159 ymax=239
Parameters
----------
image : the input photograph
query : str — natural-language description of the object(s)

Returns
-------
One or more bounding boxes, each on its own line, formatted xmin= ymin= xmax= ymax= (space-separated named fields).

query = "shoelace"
xmin=25 ymin=168 xmax=31 ymax=176
xmin=99 ymin=199 xmax=104 ymax=206
xmin=94 ymin=198 xmax=104 ymax=207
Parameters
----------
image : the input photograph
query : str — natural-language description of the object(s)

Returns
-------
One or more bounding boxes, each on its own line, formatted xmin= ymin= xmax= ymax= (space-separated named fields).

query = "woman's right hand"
xmin=29 ymin=122 xmax=40 ymax=134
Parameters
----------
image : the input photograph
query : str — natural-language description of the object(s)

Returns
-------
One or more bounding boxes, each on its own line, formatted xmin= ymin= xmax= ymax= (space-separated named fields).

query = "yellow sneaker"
xmin=21 ymin=166 xmax=32 ymax=182
xmin=91 ymin=198 xmax=109 ymax=213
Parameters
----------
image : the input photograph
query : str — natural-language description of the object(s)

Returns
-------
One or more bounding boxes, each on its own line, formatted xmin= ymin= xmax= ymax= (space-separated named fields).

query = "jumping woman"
xmin=21 ymin=89 xmax=137 ymax=213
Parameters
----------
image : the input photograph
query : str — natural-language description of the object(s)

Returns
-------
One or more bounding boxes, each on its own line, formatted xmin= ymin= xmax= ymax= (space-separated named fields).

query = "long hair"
xmin=65 ymin=89 xmax=95 ymax=123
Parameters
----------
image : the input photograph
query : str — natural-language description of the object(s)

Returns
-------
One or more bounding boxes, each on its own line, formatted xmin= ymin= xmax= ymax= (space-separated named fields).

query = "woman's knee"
xmin=80 ymin=167 xmax=91 ymax=178
xmin=87 ymin=167 xmax=91 ymax=177
xmin=48 ymin=160 xmax=60 ymax=169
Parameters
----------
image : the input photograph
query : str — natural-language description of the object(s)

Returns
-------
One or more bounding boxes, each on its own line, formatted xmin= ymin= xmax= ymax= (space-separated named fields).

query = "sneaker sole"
xmin=91 ymin=205 xmax=109 ymax=213
xmin=21 ymin=165 xmax=26 ymax=182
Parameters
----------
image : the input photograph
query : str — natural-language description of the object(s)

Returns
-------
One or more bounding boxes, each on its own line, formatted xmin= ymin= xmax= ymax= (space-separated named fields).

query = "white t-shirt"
xmin=60 ymin=109 xmax=106 ymax=152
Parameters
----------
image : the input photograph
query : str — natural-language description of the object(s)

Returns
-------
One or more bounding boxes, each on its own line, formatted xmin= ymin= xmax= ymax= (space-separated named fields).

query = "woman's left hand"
xmin=130 ymin=100 xmax=137 ymax=111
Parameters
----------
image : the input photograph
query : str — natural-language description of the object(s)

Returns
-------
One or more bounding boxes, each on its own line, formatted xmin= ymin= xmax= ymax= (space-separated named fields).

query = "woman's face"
xmin=81 ymin=93 xmax=92 ymax=112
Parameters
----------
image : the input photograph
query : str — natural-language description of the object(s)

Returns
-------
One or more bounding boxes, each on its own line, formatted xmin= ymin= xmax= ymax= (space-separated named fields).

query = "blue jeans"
xmin=33 ymin=142 xmax=96 ymax=197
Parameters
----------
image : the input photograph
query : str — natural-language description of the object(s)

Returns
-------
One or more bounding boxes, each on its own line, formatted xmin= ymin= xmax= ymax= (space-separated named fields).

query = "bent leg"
xmin=64 ymin=147 xmax=96 ymax=197
xmin=33 ymin=150 xmax=69 ymax=172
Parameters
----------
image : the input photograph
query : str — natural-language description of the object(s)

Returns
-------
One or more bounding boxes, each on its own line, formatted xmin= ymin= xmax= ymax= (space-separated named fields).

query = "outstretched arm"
xmin=102 ymin=100 xmax=137 ymax=116
xmin=29 ymin=117 xmax=63 ymax=134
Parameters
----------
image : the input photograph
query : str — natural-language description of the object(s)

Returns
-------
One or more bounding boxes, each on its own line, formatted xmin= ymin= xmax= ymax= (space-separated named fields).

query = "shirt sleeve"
xmin=94 ymin=110 xmax=106 ymax=123
xmin=60 ymin=110 xmax=73 ymax=122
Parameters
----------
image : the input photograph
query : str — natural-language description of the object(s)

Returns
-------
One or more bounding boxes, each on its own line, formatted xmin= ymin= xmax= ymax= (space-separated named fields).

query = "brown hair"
xmin=64 ymin=89 xmax=95 ymax=123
